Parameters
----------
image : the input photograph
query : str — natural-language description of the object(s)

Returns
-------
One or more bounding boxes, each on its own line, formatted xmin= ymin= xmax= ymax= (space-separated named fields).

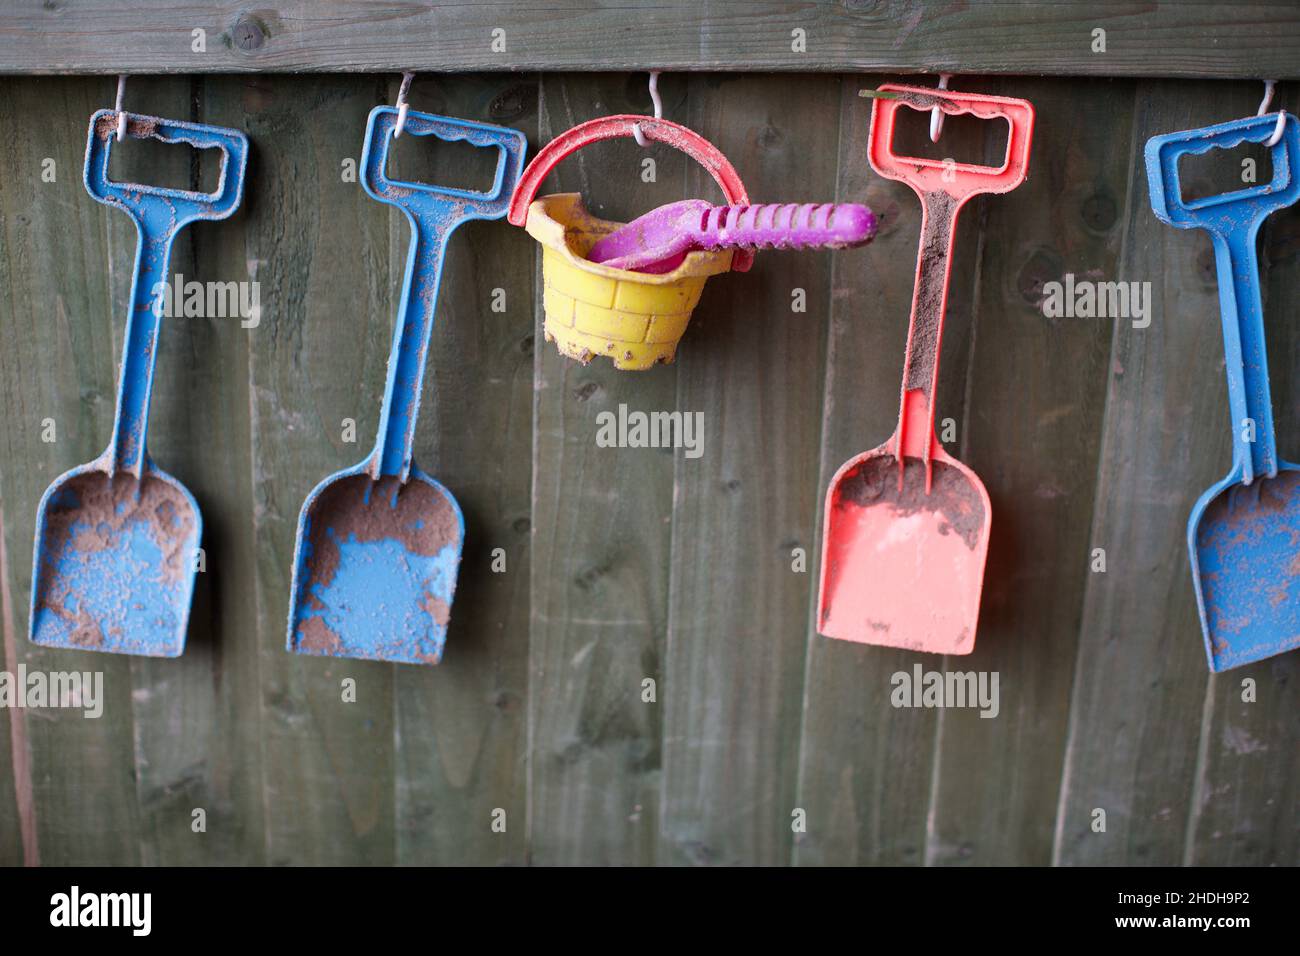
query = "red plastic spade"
xmin=819 ymin=85 xmax=1034 ymax=654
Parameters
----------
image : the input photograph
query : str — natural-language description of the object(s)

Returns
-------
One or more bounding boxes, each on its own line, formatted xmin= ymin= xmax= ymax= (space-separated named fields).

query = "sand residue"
xmin=296 ymin=614 xmax=343 ymax=655
xmin=1196 ymin=471 xmax=1300 ymax=638
xmin=834 ymin=454 xmax=986 ymax=548
xmin=902 ymin=191 xmax=958 ymax=395
xmin=293 ymin=475 xmax=461 ymax=653
xmin=95 ymin=113 xmax=159 ymax=140
xmin=303 ymin=475 xmax=460 ymax=592
xmin=38 ymin=471 xmax=195 ymax=586
xmin=33 ymin=470 xmax=195 ymax=640
xmin=1198 ymin=471 xmax=1300 ymax=555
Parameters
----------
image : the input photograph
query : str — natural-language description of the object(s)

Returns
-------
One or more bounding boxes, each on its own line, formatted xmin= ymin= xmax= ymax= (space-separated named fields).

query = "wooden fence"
xmin=0 ymin=2 xmax=1296 ymax=866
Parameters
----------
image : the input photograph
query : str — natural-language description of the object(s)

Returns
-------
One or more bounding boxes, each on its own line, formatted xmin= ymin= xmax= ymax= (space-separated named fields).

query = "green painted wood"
xmin=109 ymin=74 xmax=206 ymax=866
xmin=205 ymin=74 xmax=400 ymax=864
xmin=655 ymin=73 xmax=837 ymax=866
xmin=0 ymin=77 xmax=142 ymax=865
xmin=526 ymin=72 xmax=694 ymax=865
xmin=1053 ymin=80 xmax=1250 ymax=866
xmin=923 ymin=76 xmax=1130 ymax=865
xmin=101 ymin=74 xmax=265 ymax=865
xmin=0 ymin=2 xmax=1296 ymax=78
xmin=0 ymin=504 xmax=29 ymax=865
xmin=0 ymin=72 xmax=1295 ymax=867
xmin=166 ymin=77 xmax=273 ymax=865
xmin=1188 ymin=659 xmax=1300 ymax=865
xmin=792 ymin=75 xmax=990 ymax=866
xmin=385 ymin=73 xmax=538 ymax=866
xmin=0 ymin=87 xmax=36 ymax=865
xmin=1186 ymin=98 xmax=1300 ymax=864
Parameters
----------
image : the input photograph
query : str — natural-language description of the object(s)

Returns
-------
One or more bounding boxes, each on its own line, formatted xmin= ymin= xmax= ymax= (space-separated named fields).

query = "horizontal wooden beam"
xmin=1 ymin=1 xmax=1296 ymax=79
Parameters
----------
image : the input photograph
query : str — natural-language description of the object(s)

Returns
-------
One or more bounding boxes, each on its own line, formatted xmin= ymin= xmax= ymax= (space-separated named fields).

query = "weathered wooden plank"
xmin=0 ymin=70 xmax=1296 ymax=869
xmin=96 ymin=74 xmax=238 ymax=865
xmin=1053 ymin=79 xmax=1249 ymax=866
xmin=656 ymin=73 xmax=837 ymax=866
xmin=0 ymin=81 xmax=37 ymax=866
xmin=1186 ymin=88 xmax=1300 ymax=863
xmin=1187 ymin=659 xmax=1300 ymax=865
xmin=923 ymin=76 xmax=1130 ymax=865
xmin=203 ymin=74 xmax=400 ymax=864
xmin=792 ymin=75 xmax=988 ymax=866
xmin=385 ymin=73 xmax=538 ymax=866
xmin=0 ymin=504 xmax=31 ymax=865
xmin=0 ymin=76 xmax=142 ymax=865
xmin=526 ymin=72 xmax=690 ymax=865
xmin=0 ymin=1 xmax=1297 ymax=78
xmin=106 ymin=75 xmax=272 ymax=865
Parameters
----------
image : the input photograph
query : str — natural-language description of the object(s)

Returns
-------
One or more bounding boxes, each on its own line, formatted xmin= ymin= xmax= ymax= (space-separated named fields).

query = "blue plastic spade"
xmin=1146 ymin=111 xmax=1300 ymax=672
xmin=286 ymin=106 xmax=526 ymax=665
xmin=29 ymin=110 xmax=248 ymax=657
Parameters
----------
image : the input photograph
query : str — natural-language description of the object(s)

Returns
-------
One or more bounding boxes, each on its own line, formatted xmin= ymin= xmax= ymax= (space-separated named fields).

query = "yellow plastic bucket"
xmin=506 ymin=114 xmax=754 ymax=371
xmin=526 ymin=193 xmax=733 ymax=370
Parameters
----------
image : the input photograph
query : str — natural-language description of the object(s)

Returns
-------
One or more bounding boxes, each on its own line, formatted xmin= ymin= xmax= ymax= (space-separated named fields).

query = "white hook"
xmin=393 ymin=71 xmax=414 ymax=138
xmin=114 ymin=75 xmax=128 ymax=142
xmin=1258 ymin=79 xmax=1286 ymax=148
xmin=929 ymin=74 xmax=951 ymax=143
xmin=1265 ymin=112 xmax=1285 ymax=148
xmin=632 ymin=71 xmax=662 ymax=148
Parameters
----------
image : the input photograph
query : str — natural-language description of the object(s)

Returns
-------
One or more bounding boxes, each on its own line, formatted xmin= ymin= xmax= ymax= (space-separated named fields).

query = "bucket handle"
xmin=506 ymin=115 xmax=753 ymax=271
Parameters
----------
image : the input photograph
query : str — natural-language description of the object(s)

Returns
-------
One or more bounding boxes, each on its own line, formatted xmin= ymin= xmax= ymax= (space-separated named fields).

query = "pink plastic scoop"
xmin=587 ymin=200 xmax=877 ymax=273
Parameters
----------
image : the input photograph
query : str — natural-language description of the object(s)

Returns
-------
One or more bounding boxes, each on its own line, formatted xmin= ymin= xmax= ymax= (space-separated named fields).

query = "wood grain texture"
xmin=0 ymin=504 xmax=30 ymax=865
xmin=0 ymin=77 xmax=142 ymax=865
xmin=110 ymin=74 xmax=265 ymax=865
xmin=656 ymin=73 xmax=838 ymax=866
xmin=1053 ymin=80 xmax=1246 ymax=867
xmin=0 ymin=1 xmax=1296 ymax=78
xmin=0 ymin=73 xmax=1295 ymax=867
xmin=385 ymin=73 xmax=537 ymax=866
xmin=1186 ymin=92 xmax=1300 ymax=864
xmin=211 ymin=74 xmax=401 ymax=864
xmin=792 ymin=75 xmax=989 ymax=866
xmin=525 ymin=73 xmax=691 ymax=864
xmin=923 ymin=76 xmax=1128 ymax=866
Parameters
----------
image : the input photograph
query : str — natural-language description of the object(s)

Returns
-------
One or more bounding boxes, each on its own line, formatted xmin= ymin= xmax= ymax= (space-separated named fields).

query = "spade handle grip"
xmin=691 ymin=203 xmax=877 ymax=250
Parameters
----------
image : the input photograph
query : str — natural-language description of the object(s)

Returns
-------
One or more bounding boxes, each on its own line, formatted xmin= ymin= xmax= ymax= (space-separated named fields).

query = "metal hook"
xmin=393 ymin=71 xmax=414 ymax=138
xmin=114 ymin=75 xmax=128 ymax=142
xmin=1257 ymin=79 xmax=1286 ymax=148
xmin=632 ymin=71 xmax=662 ymax=148
xmin=929 ymin=74 xmax=951 ymax=143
